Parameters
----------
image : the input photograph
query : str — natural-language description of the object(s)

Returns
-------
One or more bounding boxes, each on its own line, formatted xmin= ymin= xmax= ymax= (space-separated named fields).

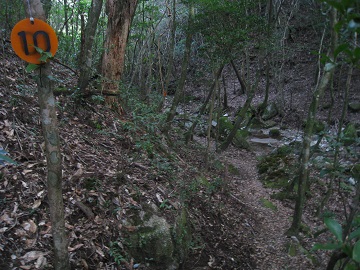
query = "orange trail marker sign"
xmin=11 ymin=18 xmax=58 ymax=64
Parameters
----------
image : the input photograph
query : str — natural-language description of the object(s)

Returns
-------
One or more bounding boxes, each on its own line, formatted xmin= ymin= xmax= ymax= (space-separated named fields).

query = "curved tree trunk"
xmin=22 ymin=0 xmax=70 ymax=269
xmin=101 ymin=0 xmax=138 ymax=110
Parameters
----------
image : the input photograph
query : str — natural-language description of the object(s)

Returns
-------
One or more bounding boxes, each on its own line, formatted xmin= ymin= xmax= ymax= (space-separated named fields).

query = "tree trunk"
xmin=184 ymin=64 xmax=224 ymax=143
xmin=101 ymin=0 xmax=138 ymax=109
xmin=230 ymin=59 xmax=246 ymax=95
xmin=78 ymin=0 xmax=103 ymax=94
xmin=218 ymin=67 xmax=261 ymax=152
xmin=23 ymin=1 xmax=70 ymax=269
xmin=161 ymin=3 xmax=194 ymax=135
xmin=287 ymin=8 xmax=337 ymax=236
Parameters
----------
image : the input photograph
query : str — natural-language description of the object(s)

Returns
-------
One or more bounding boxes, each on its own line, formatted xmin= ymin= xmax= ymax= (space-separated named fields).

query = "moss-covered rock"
xmin=269 ymin=128 xmax=281 ymax=138
xmin=218 ymin=116 xmax=233 ymax=137
xmin=233 ymin=129 xmax=250 ymax=149
xmin=173 ymin=208 xmax=192 ymax=265
xmin=343 ymin=123 xmax=358 ymax=146
xmin=262 ymin=102 xmax=278 ymax=121
xmin=257 ymin=145 xmax=297 ymax=190
xmin=348 ymin=102 xmax=360 ymax=112
xmin=124 ymin=203 xmax=178 ymax=269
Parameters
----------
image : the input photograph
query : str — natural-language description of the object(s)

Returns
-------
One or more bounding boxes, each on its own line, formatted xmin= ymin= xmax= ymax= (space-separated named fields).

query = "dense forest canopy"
xmin=0 ymin=0 xmax=360 ymax=269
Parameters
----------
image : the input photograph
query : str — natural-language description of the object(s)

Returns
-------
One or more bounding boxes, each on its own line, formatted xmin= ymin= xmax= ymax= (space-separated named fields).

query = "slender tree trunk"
xmin=222 ymin=74 xmax=228 ymax=109
xmin=230 ymin=59 xmax=246 ymax=94
xmin=287 ymin=8 xmax=337 ymax=236
xmin=184 ymin=64 xmax=224 ymax=143
xmin=161 ymin=3 xmax=194 ymax=134
xmin=23 ymin=1 xmax=69 ymax=269
xmin=287 ymin=69 xmax=334 ymax=236
xmin=218 ymin=67 xmax=262 ymax=152
xmin=101 ymin=0 xmax=138 ymax=108
xmin=159 ymin=0 xmax=176 ymax=109
xmin=64 ymin=0 xmax=68 ymax=36
xmin=205 ymin=82 xmax=216 ymax=168
xmin=77 ymin=0 xmax=104 ymax=95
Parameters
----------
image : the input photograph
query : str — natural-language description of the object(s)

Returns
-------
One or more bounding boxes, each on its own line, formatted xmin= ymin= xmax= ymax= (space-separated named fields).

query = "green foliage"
xmin=322 ymin=0 xmax=360 ymax=67
xmin=25 ymin=46 xmax=54 ymax=73
xmin=342 ymin=123 xmax=358 ymax=146
xmin=0 ymin=149 xmax=17 ymax=165
xmin=269 ymin=129 xmax=281 ymax=138
xmin=192 ymin=0 xmax=266 ymax=62
xmin=109 ymin=241 xmax=126 ymax=265
xmin=312 ymin=216 xmax=360 ymax=269
xmin=218 ymin=116 xmax=233 ymax=137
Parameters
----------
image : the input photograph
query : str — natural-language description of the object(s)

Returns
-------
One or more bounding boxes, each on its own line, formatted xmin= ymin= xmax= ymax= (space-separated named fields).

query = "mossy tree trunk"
xmin=77 ymin=0 xmax=104 ymax=94
xmin=23 ymin=0 xmax=70 ymax=268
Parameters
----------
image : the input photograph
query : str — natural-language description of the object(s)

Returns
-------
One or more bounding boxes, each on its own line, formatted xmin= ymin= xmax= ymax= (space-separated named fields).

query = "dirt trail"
xmin=220 ymin=145 xmax=315 ymax=270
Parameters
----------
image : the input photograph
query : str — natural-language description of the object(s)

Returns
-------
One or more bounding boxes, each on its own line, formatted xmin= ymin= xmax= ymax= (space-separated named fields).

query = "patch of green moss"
xmin=218 ymin=116 xmax=233 ymax=136
xmin=228 ymin=164 xmax=240 ymax=175
xmin=83 ymin=177 xmax=100 ymax=190
xmin=270 ymin=191 xmax=296 ymax=201
xmin=233 ymin=130 xmax=250 ymax=149
xmin=287 ymin=242 xmax=297 ymax=257
xmin=260 ymin=198 xmax=277 ymax=211
xmin=343 ymin=123 xmax=358 ymax=146
xmin=257 ymin=146 xmax=297 ymax=191
xmin=269 ymin=128 xmax=281 ymax=138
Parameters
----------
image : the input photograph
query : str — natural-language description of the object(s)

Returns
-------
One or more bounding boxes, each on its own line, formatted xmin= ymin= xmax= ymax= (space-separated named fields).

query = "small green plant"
xmin=0 ymin=149 xmax=17 ymax=165
xmin=312 ymin=216 xmax=360 ymax=270
xmin=160 ymin=199 xmax=172 ymax=210
xmin=25 ymin=45 xmax=54 ymax=72
xmin=109 ymin=241 xmax=126 ymax=265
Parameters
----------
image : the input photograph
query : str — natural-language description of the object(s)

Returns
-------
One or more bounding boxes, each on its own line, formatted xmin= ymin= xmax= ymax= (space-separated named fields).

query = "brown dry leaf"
xmin=124 ymin=225 xmax=137 ymax=232
xmin=22 ymin=220 xmax=37 ymax=234
xmin=70 ymin=163 xmax=83 ymax=180
xmin=0 ymin=213 xmax=14 ymax=224
xmin=25 ymin=238 xmax=37 ymax=249
xmin=40 ymin=225 xmax=52 ymax=235
xmin=21 ymin=251 xmax=48 ymax=263
xmin=14 ymin=228 xmax=27 ymax=237
xmin=36 ymin=190 xmax=45 ymax=198
xmin=31 ymin=200 xmax=42 ymax=209
xmin=19 ymin=266 xmax=32 ymax=270
xmin=68 ymin=243 xmax=84 ymax=252
xmin=35 ymin=255 xmax=47 ymax=269
xmin=22 ymin=169 xmax=33 ymax=175
xmin=95 ymin=247 xmax=105 ymax=257
xmin=26 ymin=163 xmax=38 ymax=168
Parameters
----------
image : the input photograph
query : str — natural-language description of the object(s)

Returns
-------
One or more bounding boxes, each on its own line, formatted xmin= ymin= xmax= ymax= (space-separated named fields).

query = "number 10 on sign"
xmin=11 ymin=18 xmax=58 ymax=64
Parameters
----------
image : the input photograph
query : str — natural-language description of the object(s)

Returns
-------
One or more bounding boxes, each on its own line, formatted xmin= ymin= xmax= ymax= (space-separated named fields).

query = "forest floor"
xmin=1 ymin=21 xmax=360 ymax=270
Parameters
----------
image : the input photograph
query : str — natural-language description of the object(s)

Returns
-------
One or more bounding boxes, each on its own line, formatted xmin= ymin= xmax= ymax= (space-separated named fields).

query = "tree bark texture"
xmin=218 ymin=67 xmax=262 ymax=152
xmin=78 ymin=0 xmax=104 ymax=93
xmin=23 ymin=1 xmax=70 ymax=269
xmin=287 ymin=8 xmax=337 ymax=236
xmin=162 ymin=3 xmax=194 ymax=135
xmin=287 ymin=68 xmax=334 ymax=236
xmin=184 ymin=64 xmax=224 ymax=143
xmin=101 ymin=0 xmax=138 ymax=106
